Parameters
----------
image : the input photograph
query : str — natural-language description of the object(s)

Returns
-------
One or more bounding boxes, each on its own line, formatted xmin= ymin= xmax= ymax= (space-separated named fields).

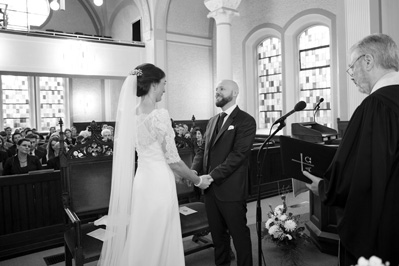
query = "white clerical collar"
xmin=371 ymin=71 xmax=399 ymax=94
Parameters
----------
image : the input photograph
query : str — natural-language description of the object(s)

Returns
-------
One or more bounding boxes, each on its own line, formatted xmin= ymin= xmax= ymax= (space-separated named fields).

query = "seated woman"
xmin=3 ymin=138 xmax=42 ymax=175
xmin=192 ymin=127 xmax=205 ymax=154
xmin=64 ymin=128 xmax=76 ymax=147
xmin=46 ymin=142 xmax=60 ymax=170
xmin=101 ymin=128 xmax=113 ymax=142
xmin=70 ymin=126 xmax=78 ymax=138
xmin=0 ymin=137 xmax=9 ymax=173
xmin=46 ymin=135 xmax=60 ymax=161
xmin=106 ymin=125 xmax=114 ymax=140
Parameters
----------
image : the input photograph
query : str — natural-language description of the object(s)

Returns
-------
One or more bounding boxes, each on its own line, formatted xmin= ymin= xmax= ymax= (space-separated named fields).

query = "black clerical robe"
xmin=319 ymin=85 xmax=399 ymax=265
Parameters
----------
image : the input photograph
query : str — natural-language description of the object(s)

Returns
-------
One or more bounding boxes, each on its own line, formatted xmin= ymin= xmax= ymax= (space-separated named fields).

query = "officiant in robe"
xmin=304 ymin=33 xmax=399 ymax=266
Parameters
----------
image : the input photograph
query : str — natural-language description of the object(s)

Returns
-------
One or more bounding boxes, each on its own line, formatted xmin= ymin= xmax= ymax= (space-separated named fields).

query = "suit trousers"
xmin=205 ymin=187 xmax=253 ymax=266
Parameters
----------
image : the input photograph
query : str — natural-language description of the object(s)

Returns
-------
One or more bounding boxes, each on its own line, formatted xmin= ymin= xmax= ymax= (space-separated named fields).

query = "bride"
xmin=98 ymin=63 xmax=213 ymax=265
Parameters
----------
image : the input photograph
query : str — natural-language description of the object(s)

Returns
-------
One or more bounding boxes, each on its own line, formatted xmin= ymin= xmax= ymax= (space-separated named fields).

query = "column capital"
xmin=207 ymin=7 xmax=240 ymax=25
xmin=204 ymin=0 xmax=241 ymax=11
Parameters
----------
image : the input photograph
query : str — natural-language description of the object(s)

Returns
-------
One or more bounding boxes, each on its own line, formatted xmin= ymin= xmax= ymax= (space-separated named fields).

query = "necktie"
xmin=216 ymin=112 xmax=227 ymax=135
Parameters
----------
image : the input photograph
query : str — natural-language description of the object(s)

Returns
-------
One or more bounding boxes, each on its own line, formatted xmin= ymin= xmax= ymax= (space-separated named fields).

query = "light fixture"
xmin=50 ymin=0 xmax=60 ymax=11
xmin=93 ymin=0 xmax=103 ymax=6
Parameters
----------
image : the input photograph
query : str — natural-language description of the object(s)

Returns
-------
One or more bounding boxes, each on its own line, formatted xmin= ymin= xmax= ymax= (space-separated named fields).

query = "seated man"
xmin=7 ymin=132 xmax=22 ymax=157
xmin=26 ymin=133 xmax=47 ymax=165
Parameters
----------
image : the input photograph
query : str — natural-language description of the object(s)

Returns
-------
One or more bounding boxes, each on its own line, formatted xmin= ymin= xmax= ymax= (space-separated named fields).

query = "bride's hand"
xmin=198 ymin=175 xmax=213 ymax=189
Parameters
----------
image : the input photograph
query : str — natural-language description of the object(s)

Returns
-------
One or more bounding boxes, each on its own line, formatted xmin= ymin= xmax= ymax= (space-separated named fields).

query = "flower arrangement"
xmin=262 ymin=192 xmax=310 ymax=266
xmin=355 ymin=256 xmax=390 ymax=266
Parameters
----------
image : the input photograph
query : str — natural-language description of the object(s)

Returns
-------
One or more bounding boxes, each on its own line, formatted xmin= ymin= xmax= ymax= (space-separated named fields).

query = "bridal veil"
xmin=97 ymin=73 xmax=137 ymax=265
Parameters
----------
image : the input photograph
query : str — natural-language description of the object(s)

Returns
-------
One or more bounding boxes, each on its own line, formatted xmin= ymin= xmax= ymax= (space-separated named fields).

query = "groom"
xmin=193 ymin=80 xmax=256 ymax=266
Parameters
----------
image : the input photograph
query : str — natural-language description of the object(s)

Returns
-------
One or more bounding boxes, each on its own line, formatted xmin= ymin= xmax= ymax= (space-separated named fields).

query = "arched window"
xmin=0 ymin=0 xmax=50 ymax=30
xmin=298 ymin=25 xmax=332 ymax=127
xmin=257 ymin=37 xmax=282 ymax=132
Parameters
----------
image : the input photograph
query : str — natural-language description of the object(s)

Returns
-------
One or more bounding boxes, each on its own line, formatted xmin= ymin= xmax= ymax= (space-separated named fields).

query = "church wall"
xmin=164 ymin=0 xmax=214 ymax=121
xmin=166 ymin=40 xmax=213 ymax=121
xmin=110 ymin=2 xmax=141 ymax=42
xmin=70 ymin=77 xmax=124 ymax=124
xmin=0 ymin=32 xmax=144 ymax=77
xmin=166 ymin=0 xmax=211 ymax=38
xmin=70 ymin=78 xmax=103 ymax=123
xmin=106 ymin=79 xmax=124 ymax=121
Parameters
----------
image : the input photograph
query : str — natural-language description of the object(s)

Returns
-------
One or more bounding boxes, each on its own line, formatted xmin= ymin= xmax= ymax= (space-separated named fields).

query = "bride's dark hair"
xmin=135 ymin=63 xmax=166 ymax=97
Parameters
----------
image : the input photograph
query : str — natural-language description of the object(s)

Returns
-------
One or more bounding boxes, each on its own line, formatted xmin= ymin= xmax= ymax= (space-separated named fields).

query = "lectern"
xmin=291 ymin=122 xmax=340 ymax=256
xmin=291 ymin=122 xmax=339 ymax=144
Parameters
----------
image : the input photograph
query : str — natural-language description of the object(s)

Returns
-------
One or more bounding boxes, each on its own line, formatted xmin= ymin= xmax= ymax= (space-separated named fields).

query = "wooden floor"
xmin=1 ymin=191 xmax=326 ymax=266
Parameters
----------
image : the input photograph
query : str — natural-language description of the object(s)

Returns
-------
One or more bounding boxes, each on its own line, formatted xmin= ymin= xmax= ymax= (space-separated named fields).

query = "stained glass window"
xmin=38 ymin=77 xmax=66 ymax=131
xmin=1 ymin=75 xmax=67 ymax=131
xmin=257 ymin=37 xmax=282 ymax=132
xmin=298 ymin=25 xmax=332 ymax=128
xmin=1 ymin=75 xmax=30 ymax=129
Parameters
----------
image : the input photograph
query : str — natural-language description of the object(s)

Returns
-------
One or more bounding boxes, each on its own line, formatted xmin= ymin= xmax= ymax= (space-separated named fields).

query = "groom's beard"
xmin=216 ymin=94 xmax=233 ymax=108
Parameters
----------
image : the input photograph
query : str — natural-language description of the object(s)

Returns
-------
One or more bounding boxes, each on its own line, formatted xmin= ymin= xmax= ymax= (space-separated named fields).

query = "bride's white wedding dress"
xmin=120 ymin=108 xmax=185 ymax=265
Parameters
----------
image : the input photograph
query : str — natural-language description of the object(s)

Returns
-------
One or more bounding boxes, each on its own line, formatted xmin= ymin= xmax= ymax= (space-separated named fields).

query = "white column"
xmin=205 ymin=0 xmax=241 ymax=82
xmin=208 ymin=8 xmax=238 ymax=81
xmin=344 ymin=0 xmax=379 ymax=118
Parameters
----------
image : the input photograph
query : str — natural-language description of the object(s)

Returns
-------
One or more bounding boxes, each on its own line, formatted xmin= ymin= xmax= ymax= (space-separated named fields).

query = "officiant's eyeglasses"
xmin=346 ymin=54 xmax=366 ymax=77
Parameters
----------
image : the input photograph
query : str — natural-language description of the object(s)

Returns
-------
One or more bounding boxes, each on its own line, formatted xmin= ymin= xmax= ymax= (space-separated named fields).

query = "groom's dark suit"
xmin=192 ymin=106 xmax=256 ymax=266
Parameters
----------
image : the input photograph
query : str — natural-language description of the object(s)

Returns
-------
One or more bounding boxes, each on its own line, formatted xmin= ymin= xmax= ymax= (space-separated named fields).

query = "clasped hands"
xmin=192 ymin=171 xmax=213 ymax=189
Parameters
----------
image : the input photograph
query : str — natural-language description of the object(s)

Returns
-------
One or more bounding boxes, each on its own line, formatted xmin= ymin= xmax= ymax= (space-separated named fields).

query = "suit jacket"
xmin=191 ymin=106 xmax=256 ymax=201
xmin=7 ymin=145 xmax=17 ymax=157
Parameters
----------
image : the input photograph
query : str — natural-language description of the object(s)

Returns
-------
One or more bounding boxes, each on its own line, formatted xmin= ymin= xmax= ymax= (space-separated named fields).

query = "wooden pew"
xmin=0 ymin=170 xmax=64 ymax=260
xmin=59 ymin=121 xmax=113 ymax=266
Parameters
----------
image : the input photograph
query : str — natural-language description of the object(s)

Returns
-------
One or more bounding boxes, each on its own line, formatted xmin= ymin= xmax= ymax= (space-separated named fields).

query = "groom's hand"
xmin=198 ymin=174 xmax=213 ymax=189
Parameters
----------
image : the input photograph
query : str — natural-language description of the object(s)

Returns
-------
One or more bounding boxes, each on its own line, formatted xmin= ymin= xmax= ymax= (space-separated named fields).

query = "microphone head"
xmin=294 ymin=101 xmax=307 ymax=111
xmin=319 ymin=98 xmax=324 ymax=103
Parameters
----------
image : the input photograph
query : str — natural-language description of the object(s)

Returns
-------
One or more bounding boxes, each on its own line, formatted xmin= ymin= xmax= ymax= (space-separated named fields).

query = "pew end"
xmin=60 ymin=121 xmax=113 ymax=266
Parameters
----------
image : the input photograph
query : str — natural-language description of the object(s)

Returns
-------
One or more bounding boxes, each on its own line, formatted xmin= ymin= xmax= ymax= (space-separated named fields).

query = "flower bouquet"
xmin=262 ymin=193 xmax=310 ymax=266
xmin=355 ymin=256 xmax=390 ymax=266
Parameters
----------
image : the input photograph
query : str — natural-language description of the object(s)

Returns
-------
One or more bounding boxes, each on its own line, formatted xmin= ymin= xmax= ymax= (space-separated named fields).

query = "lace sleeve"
xmin=153 ymin=109 xmax=181 ymax=164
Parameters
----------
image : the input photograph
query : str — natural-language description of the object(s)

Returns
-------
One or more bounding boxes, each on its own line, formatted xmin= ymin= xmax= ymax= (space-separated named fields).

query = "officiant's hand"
xmin=303 ymin=171 xmax=322 ymax=196
xmin=198 ymin=174 xmax=214 ymax=189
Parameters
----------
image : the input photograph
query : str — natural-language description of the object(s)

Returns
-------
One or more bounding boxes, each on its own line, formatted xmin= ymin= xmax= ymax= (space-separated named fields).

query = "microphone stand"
xmin=313 ymin=106 xmax=320 ymax=122
xmin=255 ymin=120 xmax=286 ymax=266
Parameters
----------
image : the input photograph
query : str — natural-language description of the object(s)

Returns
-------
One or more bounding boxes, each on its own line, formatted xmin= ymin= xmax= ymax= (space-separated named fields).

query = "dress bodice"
xmin=136 ymin=109 xmax=180 ymax=164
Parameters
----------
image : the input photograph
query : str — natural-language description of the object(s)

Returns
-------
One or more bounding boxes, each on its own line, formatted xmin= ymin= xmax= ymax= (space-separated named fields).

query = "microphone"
xmin=273 ymin=101 xmax=307 ymax=125
xmin=314 ymin=98 xmax=324 ymax=110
